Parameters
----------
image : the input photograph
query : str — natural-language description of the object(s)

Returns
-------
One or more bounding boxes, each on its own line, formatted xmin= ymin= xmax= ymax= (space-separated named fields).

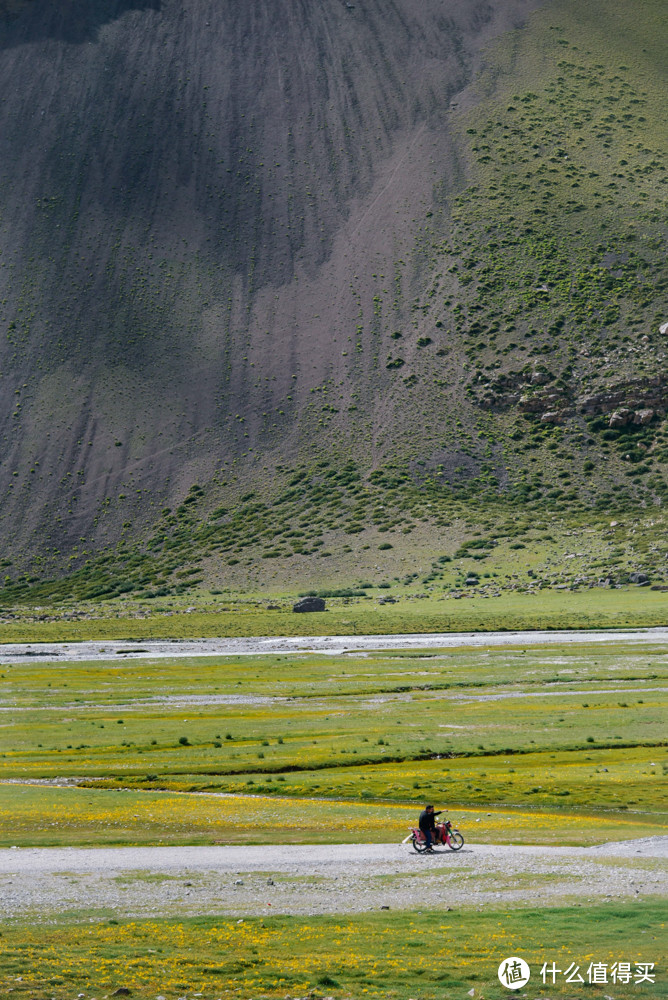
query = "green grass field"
xmin=2 ymin=783 xmax=664 ymax=848
xmin=1 ymin=902 xmax=665 ymax=1000
xmin=1 ymin=640 xmax=665 ymax=846
xmin=1 ymin=585 xmax=667 ymax=643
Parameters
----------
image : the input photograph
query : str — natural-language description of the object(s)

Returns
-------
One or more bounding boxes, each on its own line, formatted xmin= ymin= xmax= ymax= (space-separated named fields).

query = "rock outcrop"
xmin=475 ymin=373 xmax=668 ymax=428
xmin=293 ymin=597 xmax=326 ymax=613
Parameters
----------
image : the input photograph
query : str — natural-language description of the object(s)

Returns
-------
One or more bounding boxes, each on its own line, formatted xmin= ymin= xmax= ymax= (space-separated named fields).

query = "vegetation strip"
xmin=1 ymin=902 xmax=665 ymax=999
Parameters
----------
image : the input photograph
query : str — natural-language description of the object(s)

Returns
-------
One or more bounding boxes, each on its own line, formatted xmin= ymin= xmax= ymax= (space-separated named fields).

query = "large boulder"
xmin=293 ymin=597 xmax=326 ymax=613
xmin=609 ymin=408 xmax=634 ymax=428
xmin=629 ymin=572 xmax=650 ymax=585
xmin=530 ymin=371 xmax=551 ymax=385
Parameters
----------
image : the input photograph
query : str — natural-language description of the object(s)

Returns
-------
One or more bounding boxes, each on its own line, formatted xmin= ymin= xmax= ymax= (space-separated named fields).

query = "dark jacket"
xmin=419 ymin=808 xmax=441 ymax=832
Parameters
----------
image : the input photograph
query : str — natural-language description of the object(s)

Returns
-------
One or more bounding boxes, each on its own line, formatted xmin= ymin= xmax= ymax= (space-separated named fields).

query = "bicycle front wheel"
xmin=448 ymin=831 xmax=464 ymax=851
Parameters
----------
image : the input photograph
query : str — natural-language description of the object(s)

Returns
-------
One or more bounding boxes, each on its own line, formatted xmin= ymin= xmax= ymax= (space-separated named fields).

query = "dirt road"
xmin=1 ymin=839 xmax=665 ymax=920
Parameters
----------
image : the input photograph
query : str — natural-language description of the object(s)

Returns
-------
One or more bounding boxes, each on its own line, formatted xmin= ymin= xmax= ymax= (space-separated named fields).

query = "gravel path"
xmin=1 ymin=839 xmax=666 ymax=920
xmin=1 ymin=626 xmax=667 ymax=664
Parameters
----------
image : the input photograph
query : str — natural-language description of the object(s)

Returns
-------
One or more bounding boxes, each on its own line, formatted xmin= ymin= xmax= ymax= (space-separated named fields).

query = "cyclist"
xmin=418 ymin=804 xmax=442 ymax=852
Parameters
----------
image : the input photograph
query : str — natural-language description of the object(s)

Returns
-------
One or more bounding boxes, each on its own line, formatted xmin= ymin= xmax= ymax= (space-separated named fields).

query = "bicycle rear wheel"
xmin=412 ymin=834 xmax=428 ymax=853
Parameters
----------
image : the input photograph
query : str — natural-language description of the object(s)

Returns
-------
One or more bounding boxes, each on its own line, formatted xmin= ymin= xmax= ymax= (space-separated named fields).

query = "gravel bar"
xmin=1 ymin=627 xmax=668 ymax=664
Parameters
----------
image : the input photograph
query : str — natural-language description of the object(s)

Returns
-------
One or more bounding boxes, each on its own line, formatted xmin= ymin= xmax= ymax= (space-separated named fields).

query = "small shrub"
xmin=317 ymin=975 xmax=340 ymax=988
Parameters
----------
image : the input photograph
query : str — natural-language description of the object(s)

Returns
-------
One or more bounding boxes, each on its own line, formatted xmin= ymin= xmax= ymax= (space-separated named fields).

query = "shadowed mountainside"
xmin=0 ymin=0 xmax=540 ymax=560
xmin=0 ymin=0 xmax=666 ymax=599
xmin=0 ymin=1 xmax=162 ymax=46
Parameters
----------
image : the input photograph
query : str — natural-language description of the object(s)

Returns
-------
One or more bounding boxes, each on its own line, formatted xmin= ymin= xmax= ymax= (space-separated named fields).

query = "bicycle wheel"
xmin=412 ymin=834 xmax=428 ymax=853
xmin=448 ymin=831 xmax=464 ymax=851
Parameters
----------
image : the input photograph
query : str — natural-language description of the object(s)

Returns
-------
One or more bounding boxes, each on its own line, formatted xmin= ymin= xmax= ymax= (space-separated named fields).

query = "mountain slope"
xmin=0 ymin=0 xmax=539 ymax=559
xmin=0 ymin=0 xmax=666 ymax=602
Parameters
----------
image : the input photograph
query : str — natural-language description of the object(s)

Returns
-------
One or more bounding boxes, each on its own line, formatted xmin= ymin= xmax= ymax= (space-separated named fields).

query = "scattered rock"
xmin=530 ymin=371 xmax=551 ymax=385
xmin=660 ymin=321 xmax=668 ymax=335
xmin=519 ymin=391 xmax=569 ymax=413
xmin=629 ymin=572 xmax=649 ymax=584
xmin=111 ymin=990 xmax=132 ymax=997
xmin=293 ymin=597 xmax=326 ymax=613
xmin=380 ymin=904 xmax=390 ymax=910
xmin=464 ymin=577 xmax=479 ymax=586
xmin=518 ymin=392 xmax=545 ymax=412
xmin=578 ymin=375 xmax=668 ymax=417
xmin=609 ymin=408 xmax=634 ymax=428
xmin=234 ymin=878 xmax=244 ymax=885
xmin=634 ymin=408 xmax=654 ymax=425
xmin=541 ymin=410 xmax=565 ymax=424
xmin=267 ymin=878 xmax=274 ymax=885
